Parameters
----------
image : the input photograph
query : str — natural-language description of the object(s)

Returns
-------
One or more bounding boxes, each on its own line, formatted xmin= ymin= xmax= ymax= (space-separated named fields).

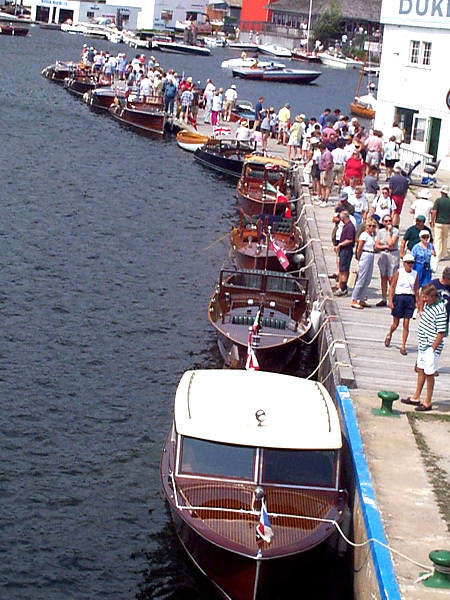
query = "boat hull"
xmin=194 ymin=147 xmax=245 ymax=178
xmin=0 ymin=24 xmax=28 ymax=35
xmin=350 ymin=101 xmax=375 ymax=119
xmin=153 ymin=41 xmax=210 ymax=56
xmin=237 ymin=189 xmax=278 ymax=216
xmin=109 ymin=103 xmax=166 ymax=135
xmin=291 ymin=51 xmax=322 ymax=63
xmin=64 ymin=76 xmax=97 ymax=97
xmin=41 ymin=62 xmax=76 ymax=84
xmin=232 ymin=67 xmax=320 ymax=83
xmin=177 ymin=130 xmax=210 ymax=152
xmin=84 ymin=87 xmax=117 ymax=110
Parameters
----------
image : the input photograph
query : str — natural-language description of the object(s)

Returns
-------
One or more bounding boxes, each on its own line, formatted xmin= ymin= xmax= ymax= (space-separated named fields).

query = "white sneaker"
xmin=320 ymin=201 xmax=328 ymax=207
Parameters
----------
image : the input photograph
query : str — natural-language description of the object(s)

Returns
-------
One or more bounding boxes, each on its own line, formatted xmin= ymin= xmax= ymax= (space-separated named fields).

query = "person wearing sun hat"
xmin=411 ymin=229 xmax=436 ymax=288
xmin=385 ymin=253 xmax=418 ymax=355
xmin=430 ymin=184 xmax=450 ymax=261
xmin=410 ymin=188 xmax=434 ymax=223
xmin=400 ymin=214 xmax=433 ymax=256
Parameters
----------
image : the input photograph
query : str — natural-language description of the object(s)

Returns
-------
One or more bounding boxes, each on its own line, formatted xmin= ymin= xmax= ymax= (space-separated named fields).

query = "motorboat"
xmin=237 ymin=155 xmax=294 ymax=216
xmin=41 ymin=61 xmax=77 ymax=84
xmin=108 ymin=94 xmax=166 ymax=136
xmin=64 ymin=69 xmax=99 ymax=97
xmin=203 ymin=35 xmax=227 ymax=47
xmin=161 ymin=369 xmax=347 ymax=599
xmin=318 ymin=50 xmax=361 ymax=69
xmin=221 ymin=57 xmax=285 ymax=70
xmin=257 ymin=43 xmax=292 ymax=58
xmin=122 ymin=30 xmax=149 ymax=49
xmin=60 ymin=22 xmax=84 ymax=34
xmin=231 ymin=212 xmax=303 ymax=272
xmin=193 ymin=139 xmax=256 ymax=178
xmin=0 ymin=23 xmax=28 ymax=35
xmin=232 ymin=65 xmax=320 ymax=84
xmin=227 ymin=40 xmax=259 ymax=51
xmin=229 ymin=99 xmax=256 ymax=127
xmin=83 ymin=84 xmax=127 ymax=111
xmin=208 ymin=268 xmax=313 ymax=370
xmin=176 ymin=130 xmax=211 ymax=152
xmin=291 ymin=49 xmax=322 ymax=63
xmin=152 ymin=40 xmax=211 ymax=56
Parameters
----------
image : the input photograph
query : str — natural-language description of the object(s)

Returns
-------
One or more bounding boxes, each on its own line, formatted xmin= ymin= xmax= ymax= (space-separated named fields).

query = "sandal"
xmin=384 ymin=333 xmax=391 ymax=347
xmin=400 ymin=348 xmax=407 ymax=356
xmin=401 ymin=397 xmax=420 ymax=406
xmin=415 ymin=404 xmax=432 ymax=412
xmin=351 ymin=302 xmax=363 ymax=309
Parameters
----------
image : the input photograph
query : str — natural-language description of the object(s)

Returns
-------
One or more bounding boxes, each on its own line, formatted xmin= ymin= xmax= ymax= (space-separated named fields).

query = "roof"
xmin=268 ymin=0 xmax=382 ymax=22
xmin=174 ymin=370 xmax=342 ymax=450
xmin=243 ymin=154 xmax=291 ymax=168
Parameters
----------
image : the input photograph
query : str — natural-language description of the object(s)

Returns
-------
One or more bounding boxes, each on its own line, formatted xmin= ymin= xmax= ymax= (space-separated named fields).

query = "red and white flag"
xmin=276 ymin=189 xmax=291 ymax=218
xmin=213 ymin=126 xmax=231 ymax=138
xmin=245 ymin=307 xmax=262 ymax=371
xmin=256 ymin=499 xmax=273 ymax=543
xmin=270 ymin=234 xmax=290 ymax=271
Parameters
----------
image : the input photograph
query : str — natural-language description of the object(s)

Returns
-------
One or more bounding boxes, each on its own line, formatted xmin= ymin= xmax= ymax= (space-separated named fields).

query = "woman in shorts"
xmin=384 ymin=254 xmax=418 ymax=355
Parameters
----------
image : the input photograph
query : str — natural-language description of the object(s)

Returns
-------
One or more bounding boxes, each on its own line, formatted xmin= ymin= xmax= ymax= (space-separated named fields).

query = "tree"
xmin=311 ymin=1 xmax=342 ymax=48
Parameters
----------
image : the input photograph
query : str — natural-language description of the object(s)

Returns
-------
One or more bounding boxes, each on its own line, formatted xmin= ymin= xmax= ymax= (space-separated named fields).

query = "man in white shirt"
xmin=223 ymin=84 xmax=237 ymax=121
xmin=389 ymin=122 xmax=405 ymax=144
xmin=410 ymin=189 xmax=434 ymax=223
xmin=236 ymin=120 xmax=252 ymax=141
xmin=203 ymin=78 xmax=216 ymax=124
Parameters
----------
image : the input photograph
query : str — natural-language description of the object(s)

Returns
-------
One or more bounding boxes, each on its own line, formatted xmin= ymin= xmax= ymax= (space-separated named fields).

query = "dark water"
xmin=0 ymin=29 xmax=357 ymax=600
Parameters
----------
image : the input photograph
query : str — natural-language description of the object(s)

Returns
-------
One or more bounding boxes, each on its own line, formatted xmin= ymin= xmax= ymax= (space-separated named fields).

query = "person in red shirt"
xmin=343 ymin=149 xmax=365 ymax=186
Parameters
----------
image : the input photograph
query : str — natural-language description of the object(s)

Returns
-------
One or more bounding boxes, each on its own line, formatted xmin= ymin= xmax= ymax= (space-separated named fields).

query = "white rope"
xmin=169 ymin=472 xmax=430 ymax=571
xmin=305 ymin=339 xmax=349 ymax=380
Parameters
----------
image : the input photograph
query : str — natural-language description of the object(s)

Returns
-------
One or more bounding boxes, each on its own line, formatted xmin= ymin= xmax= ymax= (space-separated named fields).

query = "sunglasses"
xmin=383 ymin=219 xmax=392 ymax=222
xmin=404 ymin=261 xmax=414 ymax=264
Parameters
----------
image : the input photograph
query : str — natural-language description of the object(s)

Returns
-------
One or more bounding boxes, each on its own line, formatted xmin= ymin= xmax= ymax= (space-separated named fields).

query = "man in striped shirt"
xmin=402 ymin=284 xmax=447 ymax=411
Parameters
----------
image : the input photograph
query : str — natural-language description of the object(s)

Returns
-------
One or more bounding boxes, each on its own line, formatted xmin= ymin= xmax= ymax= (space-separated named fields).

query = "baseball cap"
xmin=419 ymin=230 xmax=430 ymax=237
xmin=417 ymin=189 xmax=431 ymax=199
xmin=416 ymin=214 xmax=426 ymax=221
xmin=440 ymin=184 xmax=449 ymax=194
xmin=338 ymin=191 xmax=349 ymax=201
xmin=403 ymin=253 xmax=414 ymax=262
xmin=393 ymin=165 xmax=402 ymax=173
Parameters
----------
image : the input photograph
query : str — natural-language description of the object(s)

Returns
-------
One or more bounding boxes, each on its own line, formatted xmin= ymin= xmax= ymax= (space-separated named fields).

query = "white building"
xmin=30 ymin=0 xmax=207 ymax=31
xmin=375 ymin=1 xmax=450 ymax=171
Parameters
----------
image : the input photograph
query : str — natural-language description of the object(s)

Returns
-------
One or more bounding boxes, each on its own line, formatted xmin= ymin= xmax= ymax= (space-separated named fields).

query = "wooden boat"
xmin=229 ymin=99 xmax=256 ymax=127
xmin=226 ymin=40 xmax=259 ymax=51
xmin=257 ymin=43 xmax=292 ymax=58
xmin=350 ymin=50 xmax=377 ymax=119
xmin=108 ymin=94 xmax=166 ymax=136
xmin=41 ymin=61 xmax=77 ymax=84
xmin=64 ymin=71 xmax=98 ymax=97
xmin=231 ymin=213 xmax=302 ymax=272
xmin=152 ymin=40 xmax=211 ymax=56
xmin=176 ymin=130 xmax=210 ymax=152
xmin=193 ymin=139 xmax=256 ymax=178
xmin=161 ymin=369 xmax=348 ymax=599
xmin=0 ymin=23 xmax=28 ymax=35
xmin=318 ymin=51 xmax=360 ymax=70
xmin=237 ymin=155 xmax=293 ymax=216
xmin=291 ymin=49 xmax=322 ymax=63
xmin=221 ymin=57 xmax=285 ymax=70
xmin=83 ymin=85 xmax=127 ymax=111
xmin=232 ymin=65 xmax=320 ymax=84
xmin=208 ymin=268 xmax=312 ymax=370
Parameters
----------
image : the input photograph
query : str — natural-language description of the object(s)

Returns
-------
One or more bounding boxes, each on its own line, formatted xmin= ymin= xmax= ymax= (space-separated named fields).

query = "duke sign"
xmin=381 ymin=0 xmax=450 ymax=27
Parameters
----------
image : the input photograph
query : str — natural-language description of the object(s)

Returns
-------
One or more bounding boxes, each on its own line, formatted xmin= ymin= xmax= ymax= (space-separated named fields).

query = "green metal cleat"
xmin=422 ymin=550 xmax=450 ymax=588
xmin=372 ymin=390 xmax=400 ymax=418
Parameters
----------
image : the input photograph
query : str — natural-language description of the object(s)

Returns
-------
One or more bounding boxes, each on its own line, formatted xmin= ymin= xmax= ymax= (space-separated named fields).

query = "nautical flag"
xmin=245 ymin=307 xmax=262 ymax=371
xmin=213 ymin=126 xmax=231 ymax=138
xmin=269 ymin=234 xmax=290 ymax=271
xmin=256 ymin=499 xmax=273 ymax=543
xmin=276 ymin=189 xmax=291 ymax=218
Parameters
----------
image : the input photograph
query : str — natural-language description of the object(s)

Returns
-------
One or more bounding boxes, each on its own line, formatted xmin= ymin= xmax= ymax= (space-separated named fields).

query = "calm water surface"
xmin=0 ymin=29 xmax=359 ymax=599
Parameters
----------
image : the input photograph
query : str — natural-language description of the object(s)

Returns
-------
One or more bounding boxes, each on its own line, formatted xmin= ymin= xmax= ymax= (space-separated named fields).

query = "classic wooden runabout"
xmin=208 ymin=268 xmax=311 ymax=371
xmin=231 ymin=213 xmax=302 ymax=272
xmin=108 ymin=92 xmax=166 ymax=136
xmin=194 ymin=139 xmax=256 ymax=178
xmin=237 ymin=155 xmax=294 ymax=217
xmin=41 ymin=61 xmax=77 ymax=84
xmin=161 ymin=370 xmax=348 ymax=600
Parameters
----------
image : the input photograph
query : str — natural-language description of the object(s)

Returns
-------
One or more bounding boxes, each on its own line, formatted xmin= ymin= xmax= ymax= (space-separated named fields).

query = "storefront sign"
xmin=381 ymin=0 xmax=450 ymax=27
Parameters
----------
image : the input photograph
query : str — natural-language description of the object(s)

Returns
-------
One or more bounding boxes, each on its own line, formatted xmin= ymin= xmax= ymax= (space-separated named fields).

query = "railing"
xmin=399 ymin=144 xmax=433 ymax=177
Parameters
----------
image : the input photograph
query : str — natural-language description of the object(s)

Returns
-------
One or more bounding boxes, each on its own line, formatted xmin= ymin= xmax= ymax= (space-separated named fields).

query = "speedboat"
xmin=41 ymin=61 xmax=78 ymax=84
xmin=257 ymin=43 xmax=292 ymax=58
xmin=231 ymin=212 xmax=303 ymax=272
xmin=161 ymin=369 xmax=348 ymax=599
xmin=291 ymin=49 xmax=322 ymax=63
xmin=0 ymin=23 xmax=28 ymax=35
xmin=237 ymin=155 xmax=294 ymax=217
xmin=122 ymin=29 xmax=149 ymax=49
xmin=193 ymin=139 xmax=256 ymax=178
xmin=232 ymin=65 xmax=320 ymax=84
xmin=109 ymin=94 xmax=166 ymax=136
xmin=229 ymin=99 xmax=256 ymax=127
xmin=152 ymin=40 xmax=211 ymax=56
xmin=203 ymin=35 xmax=227 ymax=47
xmin=64 ymin=72 xmax=98 ymax=97
xmin=221 ymin=57 xmax=285 ymax=70
xmin=227 ymin=40 xmax=259 ymax=51
xmin=83 ymin=84 xmax=127 ymax=110
xmin=176 ymin=130 xmax=211 ymax=152
xmin=318 ymin=50 xmax=361 ymax=69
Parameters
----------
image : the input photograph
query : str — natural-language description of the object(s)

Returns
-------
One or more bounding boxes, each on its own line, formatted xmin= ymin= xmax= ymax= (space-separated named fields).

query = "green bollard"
xmin=423 ymin=550 xmax=450 ymax=588
xmin=371 ymin=390 xmax=400 ymax=418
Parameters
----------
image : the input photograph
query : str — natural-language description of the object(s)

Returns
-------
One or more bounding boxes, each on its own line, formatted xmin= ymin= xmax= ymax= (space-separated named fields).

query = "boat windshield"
xmin=262 ymin=449 xmax=336 ymax=487
xmin=180 ymin=437 xmax=255 ymax=480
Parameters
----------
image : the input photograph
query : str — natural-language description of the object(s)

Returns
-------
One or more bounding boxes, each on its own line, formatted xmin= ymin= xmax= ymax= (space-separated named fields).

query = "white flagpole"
xmin=306 ymin=0 xmax=313 ymax=52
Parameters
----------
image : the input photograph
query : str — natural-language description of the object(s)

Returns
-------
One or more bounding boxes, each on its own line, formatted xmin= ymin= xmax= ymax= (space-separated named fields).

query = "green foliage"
xmin=311 ymin=0 xmax=342 ymax=46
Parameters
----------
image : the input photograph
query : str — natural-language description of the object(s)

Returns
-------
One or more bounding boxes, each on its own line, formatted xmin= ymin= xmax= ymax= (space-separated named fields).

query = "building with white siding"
xmin=375 ymin=1 xmax=450 ymax=170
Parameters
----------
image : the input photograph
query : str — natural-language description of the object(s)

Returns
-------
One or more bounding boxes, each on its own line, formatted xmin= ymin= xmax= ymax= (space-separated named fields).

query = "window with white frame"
xmin=409 ymin=40 xmax=432 ymax=67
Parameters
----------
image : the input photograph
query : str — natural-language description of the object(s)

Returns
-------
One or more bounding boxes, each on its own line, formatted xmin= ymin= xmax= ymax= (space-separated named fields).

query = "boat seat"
xmin=231 ymin=315 xmax=286 ymax=329
xmin=272 ymin=218 xmax=292 ymax=234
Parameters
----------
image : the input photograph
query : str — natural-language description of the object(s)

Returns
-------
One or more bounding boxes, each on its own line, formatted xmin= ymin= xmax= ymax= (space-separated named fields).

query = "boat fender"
xmin=309 ymin=300 xmax=321 ymax=336
xmin=292 ymin=252 xmax=304 ymax=265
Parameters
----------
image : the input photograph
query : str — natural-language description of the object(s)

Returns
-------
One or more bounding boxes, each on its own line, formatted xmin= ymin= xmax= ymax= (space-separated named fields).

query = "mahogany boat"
xmin=208 ymin=268 xmax=311 ymax=371
xmin=176 ymin=130 xmax=211 ymax=152
xmin=108 ymin=93 xmax=166 ymax=136
xmin=64 ymin=72 xmax=98 ymax=97
xmin=291 ymin=49 xmax=322 ymax=63
xmin=83 ymin=85 xmax=127 ymax=111
xmin=41 ymin=61 xmax=77 ymax=84
xmin=193 ymin=139 xmax=256 ymax=178
xmin=237 ymin=155 xmax=293 ymax=216
xmin=231 ymin=213 xmax=303 ymax=272
xmin=0 ymin=23 xmax=28 ymax=35
xmin=161 ymin=369 xmax=348 ymax=600
xmin=232 ymin=65 xmax=321 ymax=84
xmin=229 ymin=99 xmax=256 ymax=128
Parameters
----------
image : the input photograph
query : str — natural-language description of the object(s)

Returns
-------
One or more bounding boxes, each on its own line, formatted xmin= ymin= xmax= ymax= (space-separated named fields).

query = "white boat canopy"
xmin=174 ymin=370 xmax=342 ymax=450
